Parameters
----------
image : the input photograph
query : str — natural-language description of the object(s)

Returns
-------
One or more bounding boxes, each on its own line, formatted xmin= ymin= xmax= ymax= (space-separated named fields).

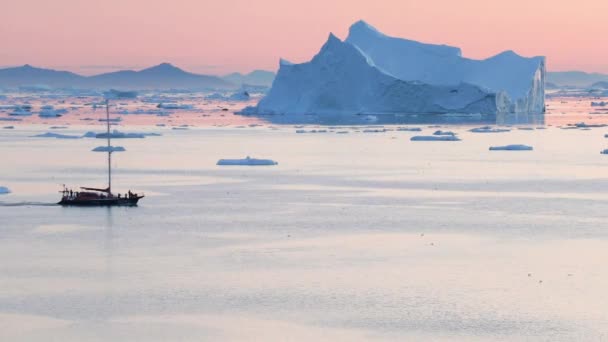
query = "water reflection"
xmin=239 ymin=111 xmax=545 ymax=125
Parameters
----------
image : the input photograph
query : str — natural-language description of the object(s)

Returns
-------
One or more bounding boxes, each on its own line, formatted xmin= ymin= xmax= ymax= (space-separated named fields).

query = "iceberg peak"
xmin=279 ymin=58 xmax=294 ymax=66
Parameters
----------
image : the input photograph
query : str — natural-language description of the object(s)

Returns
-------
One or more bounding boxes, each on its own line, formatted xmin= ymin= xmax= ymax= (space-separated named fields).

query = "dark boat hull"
xmin=58 ymin=196 xmax=143 ymax=207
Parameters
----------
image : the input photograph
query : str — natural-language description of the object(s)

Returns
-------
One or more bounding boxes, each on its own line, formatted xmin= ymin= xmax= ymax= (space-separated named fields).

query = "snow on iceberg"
xmin=0 ymin=186 xmax=10 ymax=195
xmin=217 ymin=156 xmax=278 ymax=166
xmin=92 ymin=146 xmax=126 ymax=152
xmin=346 ymin=20 xmax=545 ymax=115
xmin=489 ymin=144 xmax=533 ymax=151
xmin=411 ymin=135 xmax=461 ymax=141
xmin=243 ymin=20 xmax=545 ymax=123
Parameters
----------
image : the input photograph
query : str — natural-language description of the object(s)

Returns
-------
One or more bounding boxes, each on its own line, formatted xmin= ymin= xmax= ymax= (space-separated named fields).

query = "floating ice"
xmin=396 ymin=127 xmax=422 ymax=132
xmin=157 ymin=103 xmax=193 ymax=110
xmin=217 ymin=156 xmax=278 ymax=166
xmin=591 ymin=101 xmax=607 ymax=107
xmin=31 ymin=132 xmax=82 ymax=139
xmin=469 ymin=126 xmax=511 ymax=133
xmin=0 ymin=186 xmax=10 ymax=195
xmin=489 ymin=144 xmax=533 ymax=151
xmin=96 ymin=130 xmax=147 ymax=139
xmin=433 ymin=130 xmax=456 ymax=136
xmin=92 ymin=146 xmax=126 ymax=152
xmin=3 ymin=126 xmax=14 ymax=129
xmin=411 ymin=135 xmax=461 ymax=141
xmin=601 ymin=149 xmax=608 ymax=155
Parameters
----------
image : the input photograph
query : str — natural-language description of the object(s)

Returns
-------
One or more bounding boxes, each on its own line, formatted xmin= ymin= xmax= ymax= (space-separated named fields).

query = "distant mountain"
xmin=592 ymin=81 xmax=608 ymax=89
xmin=546 ymin=71 xmax=608 ymax=88
xmin=0 ymin=63 xmax=235 ymax=90
xmin=223 ymin=70 xmax=276 ymax=87
xmin=0 ymin=64 xmax=84 ymax=87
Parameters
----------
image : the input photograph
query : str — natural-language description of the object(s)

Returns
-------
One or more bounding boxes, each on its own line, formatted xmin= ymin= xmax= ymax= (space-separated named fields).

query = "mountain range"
xmin=546 ymin=71 xmax=608 ymax=88
xmin=0 ymin=63 xmax=276 ymax=90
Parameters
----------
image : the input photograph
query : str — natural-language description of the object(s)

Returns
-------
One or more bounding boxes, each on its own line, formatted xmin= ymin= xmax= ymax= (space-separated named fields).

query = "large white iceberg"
xmin=243 ymin=21 xmax=545 ymax=123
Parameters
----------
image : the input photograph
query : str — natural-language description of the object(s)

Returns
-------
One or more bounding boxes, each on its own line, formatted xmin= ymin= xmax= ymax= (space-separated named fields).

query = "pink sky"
xmin=1 ymin=0 xmax=607 ymax=75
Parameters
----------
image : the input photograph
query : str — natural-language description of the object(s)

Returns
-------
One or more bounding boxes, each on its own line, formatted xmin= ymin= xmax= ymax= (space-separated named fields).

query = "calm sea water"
xmin=1 ymin=98 xmax=608 ymax=340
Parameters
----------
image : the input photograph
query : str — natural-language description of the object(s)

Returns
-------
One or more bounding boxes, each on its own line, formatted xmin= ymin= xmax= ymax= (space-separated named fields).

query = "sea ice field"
xmin=1 ymin=94 xmax=608 ymax=341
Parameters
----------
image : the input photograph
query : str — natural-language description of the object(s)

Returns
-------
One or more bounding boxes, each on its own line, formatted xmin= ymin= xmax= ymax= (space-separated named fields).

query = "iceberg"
xmin=0 ymin=186 xmax=10 ymax=195
xmin=217 ymin=156 xmax=278 ymax=166
xmin=243 ymin=20 xmax=545 ymax=124
xmin=591 ymin=101 xmax=607 ymax=107
xmin=3 ymin=126 xmax=14 ymax=129
xmin=601 ymin=149 xmax=608 ymax=155
xmin=489 ymin=144 xmax=533 ymax=151
xmin=411 ymin=135 xmax=461 ymax=141
xmin=92 ymin=146 xmax=126 ymax=152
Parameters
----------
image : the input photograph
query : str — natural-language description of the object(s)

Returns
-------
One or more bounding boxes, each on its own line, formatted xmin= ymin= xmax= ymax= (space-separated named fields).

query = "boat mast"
xmin=106 ymin=99 xmax=112 ymax=195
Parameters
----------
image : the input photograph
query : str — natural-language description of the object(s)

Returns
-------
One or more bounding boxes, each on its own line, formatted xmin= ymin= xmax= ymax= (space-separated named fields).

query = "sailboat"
xmin=59 ymin=95 xmax=144 ymax=206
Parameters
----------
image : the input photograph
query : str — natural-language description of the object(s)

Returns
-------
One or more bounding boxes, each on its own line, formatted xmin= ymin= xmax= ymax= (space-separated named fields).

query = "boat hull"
xmin=58 ymin=196 xmax=143 ymax=207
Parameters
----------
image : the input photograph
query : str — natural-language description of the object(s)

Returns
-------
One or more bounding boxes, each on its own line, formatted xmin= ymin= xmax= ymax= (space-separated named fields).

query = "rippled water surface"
xmin=1 ymin=97 xmax=608 ymax=341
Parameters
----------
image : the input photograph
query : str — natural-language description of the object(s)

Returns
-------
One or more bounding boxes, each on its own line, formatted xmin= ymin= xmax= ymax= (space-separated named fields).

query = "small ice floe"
xmin=92 ymin=146 xmax=126 ymax=152
xmin=157 ymin=103 xmax=193 ymax=110
xmin=397 ymin=127 xmax=422 ymax=132
xmin=205 ymin=91 xmax=252 ymax=102
xmin=0 ymin=186 xmax=10 ymax=194
xmin=591 ymin=101 xmax=607 ymax=107
xmin=172 ymin=127 xmax=189 ymax=130
xmin=95 ymin=130 xmax=160 ymax=139
xmin=31 ymin=132 xmax=82 ymax=139
xmin=9 ymin=107 xmax=33 ymax=116
xmin=469 ymin=126 xmax=510 ymax=133
xmin=433 ymin=130 xmax=456 ymax=136
xmin=363 ymin=128 xmax=387 ymax=133
xmin=574 ymin=122 xmax=607 ymax=128
xmin=217 ymin=156 xmax=278 ymax=166
xmin=363 ymin=115 xmax=378 ymax=122
xmin=98 ymin=117 xmax=122 ymax=123
xmin=3 ymin=126 xmax=14 ymax=129
xmin=296 ymin=129 xmax=328 ymax=134
xmin=39 ymin=106 xmax=67 ymax=118
xmin=411 ymin=135 xmax=461 ymax=141
xmin=0 ymin=117 xmax=22 ymax=122
xmin=489 ymin=144 xmax=533 ymax=151
xmin=156 ymin=124 xmax=166 ymax=127
xmin=517 ymin=127 xmax=534 ymax=131
xmin=49 ymin=126 xmax=68 ymax=129
xmin=601 ymin=149 xmax=608 ymax=155
xmin=336 ymin=131 xmax=349 ymax=134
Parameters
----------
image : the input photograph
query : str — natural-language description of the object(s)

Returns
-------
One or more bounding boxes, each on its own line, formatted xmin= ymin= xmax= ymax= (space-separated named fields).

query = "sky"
xmin=1 ymin=0 xmax=607 ymax=75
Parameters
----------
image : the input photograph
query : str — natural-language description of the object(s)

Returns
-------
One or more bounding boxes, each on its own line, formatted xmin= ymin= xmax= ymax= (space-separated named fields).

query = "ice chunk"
xmin=217 ymin=156 xmax=278 ymax=166
xmin=591 ymin=101 xmax=607 ymax=107
xmin=396 ymin=127 xmax=422 ymax=132
xmin=601 ymin=149 xmax=608 ymax=155
xmin=489 ymin=144 xmax=533 ymax=151
xmin=433 ymin=130 xmax=456 ymax=136
xmin=411 ymin=135 xmax=461 ymax=141
xmin=0 ymin=186 xmax=10 ymax=195
xmin=157 ymin=103 xmax=193 ymax=109
xmin=95 ymin=130 xmax=159 ymax=139
xmin=31 ymin=132 xmax=82 ymax=139
xmin=92 ymin=146 xmax=126 ymax=152
xmin=469 ymin=126 xmax=511 ymax=133
xmin=3 ymin=126 xmax=14 ymax=129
